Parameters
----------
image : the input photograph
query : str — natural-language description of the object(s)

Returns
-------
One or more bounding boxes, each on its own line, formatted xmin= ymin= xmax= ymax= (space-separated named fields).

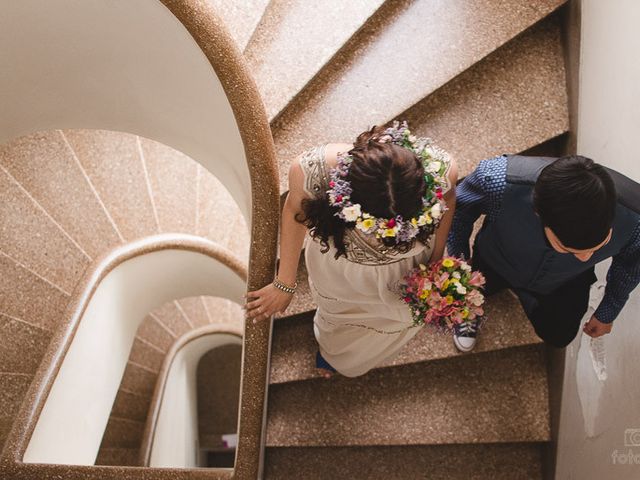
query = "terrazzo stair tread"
xmin=0 ymin=416 xmax=13 ymax=453
xmin=0 ymin=130 xmax=122 ymax=258
xmin=265 ymin=443 xmax=544 ymax=480
xmin=209 ymin=0 xmax=271 ymax=52
xmin=244 ymin=0 xmax=385 ymax=120
xmin=136 ymin=315 xmax=176 ymax=352
xmin=196 ymin=163 xmax=250 ymax=258
xmin=271 ymin=0 xmax=566 ymax=191
xmin=177 ymin=296 xmax=211 ymax=328
xmin=0 ymin=314 xmax=51 ymax=375
xmin=109 ymin=389 xmax=152 ymax=423
xmin=120 ymin=361 xmax=158 ymax=397
xmin=0 ymin=253 xmax=70 ymax=332
xmin=128 ymin=338 xmax=164 ymax=373
xmin=100 ymin=417 xmax=145 ymax=449
xmin=0 ymin=373 xmax=32 ymax=418
xmin=0 ymin=165 xmax=90 ymax=294
xmin=202 ymin=297 xmax=246 ymax=329
xmin=139 ymin=137 xmax=198 ymax=235
xmin=266 ymin=343 xmax=550 ymax=446
xmin=270 ymin=289 xmax=539 ymax=384
xmin=150 ymin=301 xmax=193 ymax=338
xmin=94 ymin=447 xmax=140 ymax=466
xmin=63 ymin=130 xmax=159 ymax=242
xmin=403 ymin=13 xmax=569 ymax=177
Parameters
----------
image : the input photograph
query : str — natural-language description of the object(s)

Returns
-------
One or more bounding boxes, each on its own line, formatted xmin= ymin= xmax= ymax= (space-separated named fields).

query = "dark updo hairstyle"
xmin=295 ymin=125 xmax=429 ymax=259
xmin=533 ymin=155 xmax=616 ymax=249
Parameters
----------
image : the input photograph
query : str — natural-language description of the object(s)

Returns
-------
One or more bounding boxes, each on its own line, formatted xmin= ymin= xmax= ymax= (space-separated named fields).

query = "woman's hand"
xmin=245 ymin=283 xmax=294 ymax=323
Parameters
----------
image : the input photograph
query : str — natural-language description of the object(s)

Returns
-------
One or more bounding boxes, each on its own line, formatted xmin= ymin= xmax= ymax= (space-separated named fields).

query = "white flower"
xmin=452 ymin=271 xmax=461 ymax=279
xmin=426 ymin=161 xmax=442 ymax=173
xmin=342 ymin=204 xmax=362 ymax=222
xmin=455 ymin=284 xmax=467 ymax=295
xmin=417 ymin=213 xmax=432 ymax=226
xmin=461 ymin=262 xmax=472 ymax=272
xmin=431 ymin=203 xmax=442 ymax=220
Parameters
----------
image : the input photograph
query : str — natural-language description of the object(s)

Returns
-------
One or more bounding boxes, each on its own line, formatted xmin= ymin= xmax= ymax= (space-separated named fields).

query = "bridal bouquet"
xmin=400 ymin=257 xmax=486 ymax=331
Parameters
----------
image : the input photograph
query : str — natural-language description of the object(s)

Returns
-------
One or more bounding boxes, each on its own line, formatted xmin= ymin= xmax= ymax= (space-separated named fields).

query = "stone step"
xmin=403 ymin=13 xmax=569 ymax=178
xmin=100 ymin=417 xmax=145 ymax=449
xmin=266 ymin=344 xmax=550 ymax=447
xmin=270 ymin=289 xmax=540 ymax=384
xmin=208 ymin=0 xmax=271 ymax=52
xmin=265 ymin=443 xmax=544 ymax=480
xmin=94 ymin=447 xmax=140 ymax=466
xmin=245 ymin=0 xmax=385 ymax=120
xmin=271 ymin=0 xmax=566 ymax=191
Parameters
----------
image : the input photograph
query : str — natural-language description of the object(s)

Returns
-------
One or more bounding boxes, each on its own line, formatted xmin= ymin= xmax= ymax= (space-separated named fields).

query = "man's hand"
xmin=583 ymin=314 xmax=613 ymax=338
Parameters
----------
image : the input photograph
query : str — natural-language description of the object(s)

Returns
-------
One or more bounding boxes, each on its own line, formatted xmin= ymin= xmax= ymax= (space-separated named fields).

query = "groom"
xmin=447 ymin=154 xmax=640 ymax=351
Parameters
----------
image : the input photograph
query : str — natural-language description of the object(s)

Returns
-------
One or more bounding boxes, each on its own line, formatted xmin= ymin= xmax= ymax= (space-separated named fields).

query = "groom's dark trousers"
xmin=472 ymin=245 xmax=597 ymax=348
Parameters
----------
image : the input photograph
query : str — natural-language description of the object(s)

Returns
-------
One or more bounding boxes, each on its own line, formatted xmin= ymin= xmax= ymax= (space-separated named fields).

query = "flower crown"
xmin=327 ymin=121 xmax=449 ymax=245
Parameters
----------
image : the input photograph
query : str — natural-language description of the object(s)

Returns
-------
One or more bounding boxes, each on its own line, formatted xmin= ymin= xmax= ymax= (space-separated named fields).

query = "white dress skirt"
xmin=299 ymin=144 xmax=449 ymax=378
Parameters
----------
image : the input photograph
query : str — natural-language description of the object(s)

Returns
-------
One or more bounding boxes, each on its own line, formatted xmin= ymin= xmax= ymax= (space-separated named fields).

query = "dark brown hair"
xmin=295 ymin=125 xmax=429 ymax=259
xmin=533 ymin=155 xmax=616 ymax=249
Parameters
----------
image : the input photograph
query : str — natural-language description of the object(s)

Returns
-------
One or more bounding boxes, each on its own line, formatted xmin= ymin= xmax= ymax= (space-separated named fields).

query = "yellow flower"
xmin=382 ymin=228 xmax=396 ymax=238
xmin=442 ymin=279 xmax=450 ymax=290
xmin=462 ymin=308 xmax=470 ymax=319
xmin=362 ymin=218 xmax=375 ymax=229
xmin=442 ymin=258 xmax=455 ymax=268
xmin=411 ymin=217 xmax=418 ymax=227
xmin=445 ymin=295 xmax=454 ymax=305
xmin=417 ymin=213 xmax=433 ymax=226
xmin=419 ymin=289 xmax=430 ymax=300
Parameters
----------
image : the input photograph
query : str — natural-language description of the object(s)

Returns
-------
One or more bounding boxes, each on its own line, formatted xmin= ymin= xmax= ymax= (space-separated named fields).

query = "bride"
xmin=245 ymin=122 xmax=457 ymax=377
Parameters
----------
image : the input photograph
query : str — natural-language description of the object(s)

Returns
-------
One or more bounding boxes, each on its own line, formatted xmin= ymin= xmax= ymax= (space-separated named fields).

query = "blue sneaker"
xmin=315 ymin=350 xmax=337 ymax=377
xmin=453 ymin=319 xmax=479 ymax=352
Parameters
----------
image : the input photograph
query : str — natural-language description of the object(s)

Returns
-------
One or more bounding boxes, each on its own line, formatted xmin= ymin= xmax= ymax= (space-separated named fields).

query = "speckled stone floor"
xmin=270 ymin=289 xmax=542 ymax=384
xmin=265 ymin=443 xmax=545 ymax=480
xmin=267 ymin=344 xmax=550 ymax=447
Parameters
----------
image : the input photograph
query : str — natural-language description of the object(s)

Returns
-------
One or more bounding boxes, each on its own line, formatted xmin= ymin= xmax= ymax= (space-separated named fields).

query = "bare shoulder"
xmin=323 ymin=143 xmax=354 ymax=169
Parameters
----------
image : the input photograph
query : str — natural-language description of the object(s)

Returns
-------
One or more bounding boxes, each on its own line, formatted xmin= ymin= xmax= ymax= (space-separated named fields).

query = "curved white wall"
xmin=0 ymin=0 xmax=251 ymax=218
xmin=149 ymin=333 xmax=242 ymax=468
xmin=23 ymin=235 xmax=246 ymax=465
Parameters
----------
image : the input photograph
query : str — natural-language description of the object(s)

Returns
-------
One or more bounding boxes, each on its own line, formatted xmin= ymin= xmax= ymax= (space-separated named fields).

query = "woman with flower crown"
xmin=245 ymin=122 xmax=457 ymax=377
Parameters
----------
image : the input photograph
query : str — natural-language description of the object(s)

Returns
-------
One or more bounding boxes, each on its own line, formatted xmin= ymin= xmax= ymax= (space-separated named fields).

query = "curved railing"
xmin=0 ymin=1 xmax=278 ymax=478
xmin=1 ymin=235 xmax=248 ymax=478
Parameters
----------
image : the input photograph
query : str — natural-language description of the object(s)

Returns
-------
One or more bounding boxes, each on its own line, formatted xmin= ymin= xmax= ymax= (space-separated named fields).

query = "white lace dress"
xmin=299 ymin=144 xmax=452 ymax=377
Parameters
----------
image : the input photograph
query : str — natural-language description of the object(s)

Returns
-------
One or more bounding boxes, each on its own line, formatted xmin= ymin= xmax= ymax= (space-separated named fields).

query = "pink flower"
xmin=433 ymin=271 xmax=450 ymax=290
xmin=329 ymin=181 xmax=335 ymax=188
xmin=468 ymin=271 xmax=486 ymax=287
xmin=335 ymin=195 xmax=343 ymax=203
xmin=387 ymin=218 xmax=396 ymax=228
xmin=466 ymin=288 xmax=484 ymax=307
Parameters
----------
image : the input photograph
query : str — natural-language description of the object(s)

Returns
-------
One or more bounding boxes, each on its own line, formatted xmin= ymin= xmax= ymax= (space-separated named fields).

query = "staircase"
xmin=219 ymin=0 xmax=572 ymax=477
xmin=0 ymin=0 xmax=575 ymax=477
xmin=0 ymin=128 xmax=248 ymax=458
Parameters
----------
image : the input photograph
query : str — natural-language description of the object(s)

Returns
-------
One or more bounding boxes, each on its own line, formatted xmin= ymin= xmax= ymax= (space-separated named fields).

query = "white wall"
xmin=0 ymin=0 xmax=251 ymax=218
xmin=555 ymin=1 xmax=640 ymax=478
xmin=149 ymin=334 xmax=241 ymax=468
xmin=23 ymin=236 xmax=246 ymax=465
